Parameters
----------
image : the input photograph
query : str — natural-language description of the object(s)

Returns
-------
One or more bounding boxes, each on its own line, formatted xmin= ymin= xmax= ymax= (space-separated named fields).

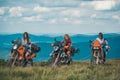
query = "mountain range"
xmin=0 ymin=33 xmax=120 ymax=61
xmin=0 ymin=33 xmax=120 ymax=44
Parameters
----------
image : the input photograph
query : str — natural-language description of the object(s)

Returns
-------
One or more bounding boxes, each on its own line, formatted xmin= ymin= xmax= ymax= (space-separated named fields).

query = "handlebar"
xmin=11 ymin=40 xmax=16 ymax=44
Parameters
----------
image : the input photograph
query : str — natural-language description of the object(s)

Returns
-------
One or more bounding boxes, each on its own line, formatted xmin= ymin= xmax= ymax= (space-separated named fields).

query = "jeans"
xmin=103 ymin=47 xmax=106 ymax=62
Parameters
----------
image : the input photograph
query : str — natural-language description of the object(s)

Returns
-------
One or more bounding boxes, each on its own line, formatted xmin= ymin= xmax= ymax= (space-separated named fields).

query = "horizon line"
xmin=0 ymin=32 xmax=120 ymax=36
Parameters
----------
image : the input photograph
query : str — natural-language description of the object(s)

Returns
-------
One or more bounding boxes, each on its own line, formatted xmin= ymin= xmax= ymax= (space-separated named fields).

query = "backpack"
xmin=70 ymin=46 xmax=79 ymax=56
xmin=31 ymin=44 xmax=40 ymax=53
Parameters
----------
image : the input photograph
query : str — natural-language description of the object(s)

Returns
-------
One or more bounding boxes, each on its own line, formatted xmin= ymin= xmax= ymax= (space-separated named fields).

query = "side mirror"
xmin=11 ymin=40 xmax=15 ymax=44
xmin=89 ymin=40 xmax=92 ymax=43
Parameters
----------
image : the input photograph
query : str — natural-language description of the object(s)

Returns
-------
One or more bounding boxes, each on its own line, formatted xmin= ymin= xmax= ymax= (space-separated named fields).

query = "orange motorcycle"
xmin=91 ymin=40 xmax=103 ymax=64
xmin=6 ymin=38 xmax=40 ymax=67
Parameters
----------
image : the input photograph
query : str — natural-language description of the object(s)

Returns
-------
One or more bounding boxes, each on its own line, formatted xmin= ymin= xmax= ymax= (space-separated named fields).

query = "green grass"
xmin=0 ymin=59 xmax=120 ymax=80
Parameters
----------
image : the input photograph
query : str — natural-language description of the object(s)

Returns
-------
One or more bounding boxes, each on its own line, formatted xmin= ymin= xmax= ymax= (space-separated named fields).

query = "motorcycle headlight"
xmin=54 ymin=46 xmax=59 ymax=51
xmin=13 ymin=45 xmax=17 ymax=50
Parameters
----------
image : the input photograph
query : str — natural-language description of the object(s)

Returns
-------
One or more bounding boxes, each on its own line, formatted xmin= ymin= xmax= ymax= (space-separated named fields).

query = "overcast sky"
xmin=0 ymin=0 xmax=120 ymax=35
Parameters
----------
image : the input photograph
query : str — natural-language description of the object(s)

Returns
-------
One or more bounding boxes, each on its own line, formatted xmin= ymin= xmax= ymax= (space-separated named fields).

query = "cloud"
xmin=80 ymin=0 xmax=120 ymax=11
xmin=63 ymin=17 xmax=83 ymax=24
xmin=80 ymin=2 xmax=91 ymax=7
xmin=61 ymin=9 xmax=83 ymax=17
xmin=49 ymin=19 xmax=57 ymax=24
xmin=63 ymin=18 xmax=69 ymax=22
xmin=33 ymin=6 xmax=51 ymax=12
xmin=23 ymin=15 xmax=43 ymax=22
xmin=112 ymin=15 xmax=120 ymax=20
xmin=0 ymin=0 xmax=120 ymax=34
xmin=9 ymin=6 xmax=26 ymax=17
xmin=38 ymin=0 xmax=80 ymax=8
xmin=72 ymin=20 xmax=83 ymax=24
xmin=91 ymin=1 xmax=116 ymax=10
xmin=0 ymin=8 xmax=4 ymax=15
xmin=91 ymin=14 xmax=97 ymax=18
xmin=0 ymin=7 xmax=9 ymax=15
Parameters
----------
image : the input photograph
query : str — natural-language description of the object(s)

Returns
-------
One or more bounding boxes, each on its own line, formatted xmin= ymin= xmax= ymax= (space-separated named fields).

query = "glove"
xmin=64 ymin=46 xmax=69 ymax=49
xmin=51 ymin=44 xmax=54 ymax=46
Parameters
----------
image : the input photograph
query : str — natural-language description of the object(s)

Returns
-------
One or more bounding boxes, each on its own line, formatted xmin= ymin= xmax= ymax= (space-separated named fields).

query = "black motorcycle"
xmin=47 ymin=39 xmax=79 ymax=66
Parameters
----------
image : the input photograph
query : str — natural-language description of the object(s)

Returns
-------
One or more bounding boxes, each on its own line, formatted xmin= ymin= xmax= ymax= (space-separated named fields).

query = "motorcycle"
xmin=91 ymin=46 xmax=103 ymax=64
xmin=6 ymin=38 xmax=40 ymax=67
xmin=90 ymin=40 xmax=110 ymax=64
xmin=47 ymin=38 xmax=79 ymax=66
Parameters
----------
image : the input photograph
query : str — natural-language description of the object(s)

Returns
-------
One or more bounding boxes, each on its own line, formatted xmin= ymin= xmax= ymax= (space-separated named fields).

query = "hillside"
xmin=0 ymin=33 xmax=120 ymax=61
xmin=0 ymin=59 xmax=120 ymax=80
xmin=0 ymin=33 xmax=120 ymax=43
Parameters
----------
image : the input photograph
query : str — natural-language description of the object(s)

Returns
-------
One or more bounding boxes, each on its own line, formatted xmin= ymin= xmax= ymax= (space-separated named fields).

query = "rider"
xmin=92 ymin=32 xmax=109 ymax=62
xmin=22 ymin=32 xmax=31 ymax=46
xmin=51 ymin=34 xmax=72 ymax=64
xmin=22 ymin=32 xmax=35 ymax=60
xmin=61 ymin=34 xmax=72 ymax=62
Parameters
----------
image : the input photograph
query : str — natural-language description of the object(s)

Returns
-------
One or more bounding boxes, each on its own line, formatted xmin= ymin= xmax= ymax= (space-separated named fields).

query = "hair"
xmin=23 ymin=32 xmax=30 ymax=43
xmin=64 ymin=34 xmax=70 ymax=40
xmin=64 ymin=34 xmax=71 ymax=45
xmin=99 ymin=32 xmax=103 ymax=38
xmin=99 ymin=32 xmax=103 ymax=35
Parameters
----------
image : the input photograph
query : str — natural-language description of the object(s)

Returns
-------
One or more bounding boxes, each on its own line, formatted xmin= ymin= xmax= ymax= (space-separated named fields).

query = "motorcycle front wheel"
xmin=22 ymin=59 xmax=33 ymax=67
xmin=47 ymin=58 xmax=55 ymax=66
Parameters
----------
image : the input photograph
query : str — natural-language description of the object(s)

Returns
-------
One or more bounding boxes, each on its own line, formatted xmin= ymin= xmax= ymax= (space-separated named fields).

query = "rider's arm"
xmin=28 ymin=39 xmax=31 ymax=45
xmin=60 ymin=40 xmax=64 ymax=44
xmin=64 ymin=40 xmax=72 ymax=49
xmin=105 ymin=40 xmax=108 ymax=45
xmin=67 ymin=40 xmax=72 ymax=47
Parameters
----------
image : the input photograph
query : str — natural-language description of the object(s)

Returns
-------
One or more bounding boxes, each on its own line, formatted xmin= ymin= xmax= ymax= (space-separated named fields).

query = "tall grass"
xmin=0 ymin=59 xmax=120 ymax=80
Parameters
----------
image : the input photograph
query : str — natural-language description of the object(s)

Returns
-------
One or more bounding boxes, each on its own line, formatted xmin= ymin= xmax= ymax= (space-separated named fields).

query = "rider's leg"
xmin=92 ymin=48 xmax=94 ymax=56
xmin=103 ymin=52 xmax=106 ymax=63
xmin=100 ymin=48 xmax=104 ymax=62
xmin=67 ymin=51 xmax=71 ymax=61
xmin=103 ymin=47 xmax=106 ymax=62
xmin=25 ymin=52 xmax=29 ymax=58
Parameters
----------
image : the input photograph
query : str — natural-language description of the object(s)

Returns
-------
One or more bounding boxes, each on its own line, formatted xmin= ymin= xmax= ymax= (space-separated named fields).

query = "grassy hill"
xmin=0 ymin=59 xmax=120 ymax=80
